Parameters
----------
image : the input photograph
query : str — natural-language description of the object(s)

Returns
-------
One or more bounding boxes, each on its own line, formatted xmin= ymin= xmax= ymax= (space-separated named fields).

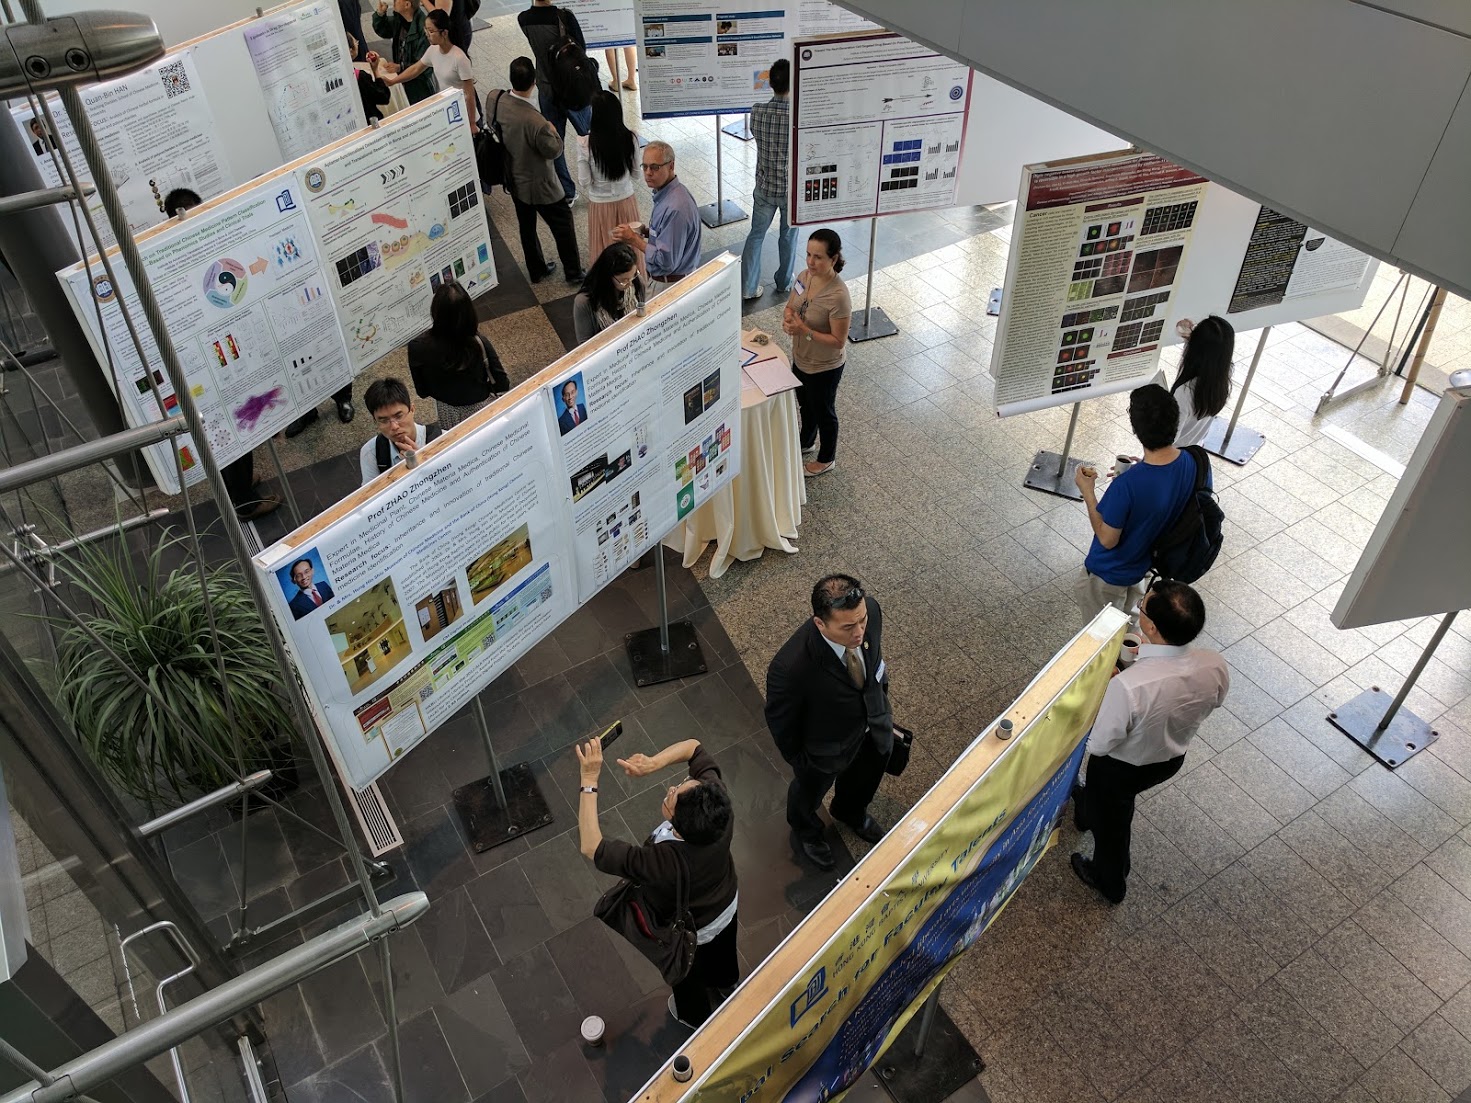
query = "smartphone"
xmin=599 ymin=720 xmax=623 ymax=751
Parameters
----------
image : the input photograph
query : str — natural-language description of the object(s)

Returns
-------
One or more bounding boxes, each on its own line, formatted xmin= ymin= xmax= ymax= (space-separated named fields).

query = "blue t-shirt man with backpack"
xmin=1074 ymin=383 xmax=1209 ymax=618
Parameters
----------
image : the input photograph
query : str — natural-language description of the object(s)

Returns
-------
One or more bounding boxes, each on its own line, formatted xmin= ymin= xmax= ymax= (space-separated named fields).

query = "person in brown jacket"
xmin=492 ymin=56 xmax=584 ymax=283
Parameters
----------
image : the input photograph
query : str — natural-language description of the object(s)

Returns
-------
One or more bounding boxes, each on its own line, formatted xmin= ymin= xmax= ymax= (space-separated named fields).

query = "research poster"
xmin=256 ymin=398 xmax=576 ymax=789
xmin=791 ymin=32 xmax=973 ymax=224
xmin=296 ymin=90 xmax=497 ymax=373
xmin=635 ymin=0 xmax=789 ymax=118
xmin=564 ymin=0 xmax=638 ymax=48
xmin=77 ymin=51 xmax=234 ymax=236
xmin=1228 ymin=205 xmax=1374 ymax=314
xmin=638 ymin=609 xmax=1129 ymax=1103
xmin=550 ymin=259 xmax=743 ymax=599
xmin=245 ymin=0 xmax=363 ymax=162
xmin=794 ymin=0 xmax=880 ymax=36
xmin=8 ymin=96 xmax=116 ymax=254
xmin=991 ymin=151 xmax=1209 ymax=418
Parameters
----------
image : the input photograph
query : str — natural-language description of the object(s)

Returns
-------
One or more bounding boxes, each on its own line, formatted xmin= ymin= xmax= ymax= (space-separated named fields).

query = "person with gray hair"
xmin=612 ymin=141 xmax=701 ymax=285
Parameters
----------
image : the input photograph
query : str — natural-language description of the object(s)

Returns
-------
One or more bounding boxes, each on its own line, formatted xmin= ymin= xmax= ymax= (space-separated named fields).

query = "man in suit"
xmin=288 ymin=559 xmax=335 ymax=620
xmin=495 ymin=56 xmax=585 ymax=284
xmin=766 ymin=574 xmax=893 ymax=870
xmin=557 ymin=378 xmax=587 ymax=434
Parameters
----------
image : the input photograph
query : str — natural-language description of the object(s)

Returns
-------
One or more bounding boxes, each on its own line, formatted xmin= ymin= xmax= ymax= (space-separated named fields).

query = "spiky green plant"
xmin=49 ymin=526 xmax=295 ymax=810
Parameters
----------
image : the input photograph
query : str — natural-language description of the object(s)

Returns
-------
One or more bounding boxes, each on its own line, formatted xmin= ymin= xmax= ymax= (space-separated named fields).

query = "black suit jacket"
xmin=765 ymin=596 xmax=893 ymax=773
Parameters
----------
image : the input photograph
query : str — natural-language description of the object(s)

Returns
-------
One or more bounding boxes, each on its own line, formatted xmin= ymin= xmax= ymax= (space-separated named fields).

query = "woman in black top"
xmin=577 ymin=737 xmax=738 ymax=1029
xmin=407 ymin=281 xmax=508 ymax=429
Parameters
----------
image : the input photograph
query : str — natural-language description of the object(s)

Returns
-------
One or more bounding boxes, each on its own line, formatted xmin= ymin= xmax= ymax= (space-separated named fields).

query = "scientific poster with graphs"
xmin=548 ymin=257 xmax=742 ymax=599
xmin=790 ymin=31 xmax=973 ymax=224
xmin=564 ymin=0 xmax=638 ymax=48
xmin=296 ymin=89 xmax=497 ymax=372
xmin=794 ymin=0 xmax=880 ymax=36
xmin=7 ymin=95 xmax=116 ymax=254
xmin=255 ymin=398 xmax=576 ymax=789
xmin=635 ymin=0 xmax=789 ymax=117
xmin=245 ymin=0 xmax=363 ymax=161
xmin=1228 ymin=205 xmax=1374 ymax=314
xmin=77 ymin=51 xmax=234 ymax=237
xmin=991 ymin=150 xmax=1209 ymax=418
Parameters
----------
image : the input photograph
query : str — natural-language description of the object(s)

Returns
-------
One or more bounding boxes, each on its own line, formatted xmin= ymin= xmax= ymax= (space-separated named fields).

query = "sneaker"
xmin=667 ymin=994 xmax=697 ymax=1029
xmin=743 ymin=285 xmax=763 ymax=301
xmin=530 ymin=261 xmax=557 ymax=284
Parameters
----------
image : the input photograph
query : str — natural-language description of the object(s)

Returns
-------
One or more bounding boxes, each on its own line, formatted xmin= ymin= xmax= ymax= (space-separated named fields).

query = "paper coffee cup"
xmin=581 ymin=1015 xmax=605 ymax=1046
xmin=1112 ymin=455 xmax=1134 ymax=478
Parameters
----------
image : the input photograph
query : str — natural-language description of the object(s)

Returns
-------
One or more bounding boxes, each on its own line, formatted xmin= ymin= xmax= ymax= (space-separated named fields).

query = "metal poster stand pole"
xmin=1327 ymin=611 xmax=1457 ymax=769
xmin=1200 ymin=325 xmax=1268 ymax=466
xmin=1023 ymin=401 xmax=1091 ymax=501
xmin=625 ymin=541 xmax=707 ymax=686
xmin=873 ymin=980 xmax=987 ymax=1102
xmin=451 ymin=696 xmax=554 ymax=852
xmin=847 ymin=217 xmax=898 ymax=342
xmin=1316 ymin=271 xmax=1424 ymax=414
xmin=698 ymin=117 xmax=748 ymax=228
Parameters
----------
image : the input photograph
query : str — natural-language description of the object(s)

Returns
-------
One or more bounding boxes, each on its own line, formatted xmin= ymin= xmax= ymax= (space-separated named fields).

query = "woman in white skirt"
xmin=407 ymin=282 xmax=509 ymax=429
xmin=577 ymin=90 xmax=645 ymax=282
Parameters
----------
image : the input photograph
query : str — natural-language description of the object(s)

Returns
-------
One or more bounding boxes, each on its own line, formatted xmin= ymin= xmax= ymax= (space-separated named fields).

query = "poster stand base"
xmin=721 ymin=116 xmax=753 ymax=141
xmin=1201 ymin=416 xmax=1266 ymax=466
xmin=848 ymin=306 xmax=899 ymax=343
xmin=1023 ymin=451 xmax=1089 ymax=501
xmin=875 ymin=998 xmax=984 ymax=1103
xmin=699 ymin=199 xmax=748 ymax=229
xmin=626 ymin=621 xmax=707 ymax=687
xmin=1328 ymin=687 xmax=1438 ymax=769
xmin=452 ymin=762 xmax=555 ymax=852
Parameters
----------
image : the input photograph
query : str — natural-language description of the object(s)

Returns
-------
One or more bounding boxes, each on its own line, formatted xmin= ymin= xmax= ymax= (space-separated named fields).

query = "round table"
xmin=668 ymin=331 xmax=806 ymax=578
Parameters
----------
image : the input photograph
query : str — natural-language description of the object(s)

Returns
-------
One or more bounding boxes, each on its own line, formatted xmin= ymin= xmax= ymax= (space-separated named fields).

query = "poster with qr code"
xmin=76 ymin=50 xmax=232 ymax=236
xmin=6 ymin=94 xmax=115 ymax=254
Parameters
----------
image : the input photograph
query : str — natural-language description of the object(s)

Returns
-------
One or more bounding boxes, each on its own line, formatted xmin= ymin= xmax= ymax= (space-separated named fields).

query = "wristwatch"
xmin=580 ymin=785 xmax=598 ymax=795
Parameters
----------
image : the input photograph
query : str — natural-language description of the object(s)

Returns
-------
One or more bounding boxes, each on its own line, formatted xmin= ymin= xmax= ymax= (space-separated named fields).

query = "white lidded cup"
xmin=580 ymin=1015 xmax=605 ymax=1046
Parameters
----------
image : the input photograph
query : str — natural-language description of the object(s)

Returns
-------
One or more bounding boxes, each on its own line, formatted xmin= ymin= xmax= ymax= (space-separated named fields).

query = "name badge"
xmin=793 ymin=278 xmax=806 ymax=296
xmin=875 ymin=659 xmax=886 ymax=681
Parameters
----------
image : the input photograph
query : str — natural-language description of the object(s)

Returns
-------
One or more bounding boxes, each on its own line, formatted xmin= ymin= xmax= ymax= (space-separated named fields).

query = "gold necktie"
xmin=845 ymin=647 xmax=863 ymax=688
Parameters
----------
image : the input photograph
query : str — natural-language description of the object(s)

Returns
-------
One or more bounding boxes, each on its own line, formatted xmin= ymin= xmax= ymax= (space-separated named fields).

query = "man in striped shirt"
xmin=739 ymin=58 xmax=799 ymax=302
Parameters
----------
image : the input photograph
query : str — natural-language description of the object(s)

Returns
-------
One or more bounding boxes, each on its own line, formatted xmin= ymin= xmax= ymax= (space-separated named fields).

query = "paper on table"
xmin=744 ymin=356 xmax=801 ymax=397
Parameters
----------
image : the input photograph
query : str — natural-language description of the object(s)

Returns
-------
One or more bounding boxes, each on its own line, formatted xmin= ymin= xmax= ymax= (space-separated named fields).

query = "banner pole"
xmin=698 ymin=119 xmax=747 ymax=228
xmin=1202 ymin=325 xmax=1268 ymax=466
xmin=655 ymin=540 xmax=671 ymax=655
xmin=912 ymin=981 xmax=943 ymax=1058
xmin=625 ymin=537 xmax=707 ymax=686
xmin=472 ymin=697 xmax=508 ymax=809
xmin=847 ymin=217 xmax=897 ymax=342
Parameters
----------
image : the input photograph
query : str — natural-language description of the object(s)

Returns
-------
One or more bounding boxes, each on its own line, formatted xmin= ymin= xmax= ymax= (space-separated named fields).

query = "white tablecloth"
xmin=668 ymin=358 xmax=806 ymax=578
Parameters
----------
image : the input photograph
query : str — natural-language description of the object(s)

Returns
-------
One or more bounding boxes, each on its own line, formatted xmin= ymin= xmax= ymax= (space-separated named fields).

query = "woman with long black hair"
xmin=573 ymin=242 xmax=645 ymax=345
xmin=577 ymin=90 xmax=644 ymax=278
xmin=1170 ymin=315 xmax=1234 ymax=447
xmin=407 ymin=282 xmax=509 ymax=429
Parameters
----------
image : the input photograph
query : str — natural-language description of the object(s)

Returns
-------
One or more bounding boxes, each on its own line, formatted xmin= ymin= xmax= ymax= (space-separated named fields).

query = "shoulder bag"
xmin=593 ymin=845 xmax=697 ymax=984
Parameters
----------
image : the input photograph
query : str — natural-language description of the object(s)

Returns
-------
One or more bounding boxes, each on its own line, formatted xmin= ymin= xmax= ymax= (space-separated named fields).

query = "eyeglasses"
xmin=612 ymin=270 xmax=637 ymax=286
xmin=641 ymin=160 xmax=672 ymax=171
xmin=374 ymin=410 xmax=411 ymax=427
xmin=820 ymin=583 xmax=865 ymax=612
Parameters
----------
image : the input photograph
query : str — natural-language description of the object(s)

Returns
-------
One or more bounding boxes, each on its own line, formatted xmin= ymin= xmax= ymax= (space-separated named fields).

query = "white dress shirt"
xmin=1087 ymin=643 xmax=1229 ymax=766
xmin=823 ymin=634 xmax=864 ymax=678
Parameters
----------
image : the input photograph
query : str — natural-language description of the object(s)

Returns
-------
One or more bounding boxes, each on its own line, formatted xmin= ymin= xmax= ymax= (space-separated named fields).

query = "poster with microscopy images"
xmin=7 ymin=94 xmax=115 ymax=254
xmin=295 ymin=90 xmax=497 ymax=373
xmin=548 ymin=257 xmax=742 ymax=599
xmin=245 ymin=0 xmax=364 ymax=162
xmin=991 ymin=150 xmax=1209 ymax=417
xmin=76 ymin=51 xmax=233 ymax=237
xmin=1228 ymin=205 xmax=1374 ymax=314
xmin=791 ymin=32 xmax=972 ymax=224
xmin=635 ymin=0 xmax=789 ymax=118
xmin=254 ymin=397 xmax=575 ymax=789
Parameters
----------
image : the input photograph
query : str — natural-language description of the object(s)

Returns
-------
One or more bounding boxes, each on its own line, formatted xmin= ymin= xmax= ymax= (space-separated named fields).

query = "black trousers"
xmin=793 ymin=363 xmax=844 ymax=463
xmin=671 ymin=912 xmax=739 ymax=1026
xmin=511 ymin=193 xmax=581 ymax=279
xmin=1076 ymin=752 xmax=1184 ymax=901
xmin=787 ymin=734 xmax=888 ymax=842
xmin=221 ymin=453 xmax=255 ymax=510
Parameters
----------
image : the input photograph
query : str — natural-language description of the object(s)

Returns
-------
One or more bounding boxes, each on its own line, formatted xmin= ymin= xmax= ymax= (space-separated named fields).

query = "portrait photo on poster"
xmin=278 ymin=548 xmax=334 ymax=620
xmin=556 ymin=371 xmax=590 ymax=435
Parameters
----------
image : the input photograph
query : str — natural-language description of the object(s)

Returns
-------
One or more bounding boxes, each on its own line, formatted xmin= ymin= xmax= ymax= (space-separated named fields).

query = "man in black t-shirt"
xmin=517 ymin=0 xmax=594 ymax=201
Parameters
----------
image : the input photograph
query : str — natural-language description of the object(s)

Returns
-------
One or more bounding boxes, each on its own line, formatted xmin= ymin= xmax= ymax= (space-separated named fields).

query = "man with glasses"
xmin=765 ymin=574 xmax=894 ymax=870
xmin=1071 ymin=580 xmax=1228 ymax=904
xmin=612 ymin=141 xmax=701 ymax=285
xmin=359 ymin=377 xmax=441 ymax=485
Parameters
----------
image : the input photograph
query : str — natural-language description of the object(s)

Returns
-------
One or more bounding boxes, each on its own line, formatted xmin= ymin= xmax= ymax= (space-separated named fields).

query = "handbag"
xmin=885 ymin=724 xmax=914 ymax=777
xmin=593 ymin=846 xmax=697 ymax=984
xmin=475 ymin=90 xmax=510 ymax=194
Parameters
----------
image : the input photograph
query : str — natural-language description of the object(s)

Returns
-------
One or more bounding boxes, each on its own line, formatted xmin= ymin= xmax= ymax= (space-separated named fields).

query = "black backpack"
xmin=548 ymin=9 xmax=600 ymax=110
xmin=476 ymin=90 xmax=510 ymax=193
xmin=1150 ymin=445 xmax=1224 ymax=583
xmin=376 ymin=424 xmax=442 ymax=474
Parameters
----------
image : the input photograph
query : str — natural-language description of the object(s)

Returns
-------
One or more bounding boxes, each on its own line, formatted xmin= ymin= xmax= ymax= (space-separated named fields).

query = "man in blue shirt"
xmin=740 ymin=58 xmax=798 ymax=302
xmin=1073 ymin=384 xmax=1202 ymax=617
xmin=613 ymin=141 xmax=702 ymax=284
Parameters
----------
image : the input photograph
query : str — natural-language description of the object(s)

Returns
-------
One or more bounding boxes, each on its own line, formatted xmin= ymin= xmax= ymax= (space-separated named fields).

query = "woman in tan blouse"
xmin=782 ymin=229 xmax=852 ymax=476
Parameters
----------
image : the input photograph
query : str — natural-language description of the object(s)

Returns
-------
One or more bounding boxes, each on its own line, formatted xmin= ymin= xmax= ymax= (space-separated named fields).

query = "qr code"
xmin=159 ymin=60 xmax=190 ymax=99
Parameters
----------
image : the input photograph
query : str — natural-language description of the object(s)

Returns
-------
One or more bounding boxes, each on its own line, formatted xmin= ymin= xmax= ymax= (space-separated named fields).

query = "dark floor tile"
xmin=416 ymin=885 xmax=500 ymax=996
xmin=585 ymin=987 xmax=693 ymax=1102
xmin=296 ymin=953 xmax=384 ymax=1065
xmin=545 ymin=916 xmax=643 ymax=1014
xmin=515 ymin=634 xmax=572 ymax=687
xmin=380 ymin=742 xmax=454 ymax=823
xmin=221 ymin=808 xmax=299 ymax=901
xmin=288 ymin=1039 xmax=391 ymax=1103
xmin=490 ymin=943 xmax=584 ymax=1059
xmin=260 ymin=986 xmax=324 ymax=1089
xmin=518 ymin=1036 xmax=605 ymax=1103
xmin=277 ymin=785 xmax=357 ymax=874
xmin=165 ymin=834 xmax=237 ymax=920
xmin=435 ymin=971 xmax=533 ymax=1097
xmin=365 ymin=926 xmax=445 ymax=1023
xmin=473 ymin=1078 xmax=527 ymax=1103
xmin=519 ymin=831 xmax=610 ymax=934
xmin=552 ymin=607 xmax=619 ymax=665
xmin=398 ymin=1007 xmax=471 ymax=1103
xmin=464 ymin=861 xmax=551 ymax=965
xmin=676 ymin=674 xmax=763 ymax=753
xmin=400 ymin=805 xmax=477 ymax=897
xmin=522 ymin=673 xmax=598 ymax=755
xmin=565 ymin=652 xmax=643 ymax=729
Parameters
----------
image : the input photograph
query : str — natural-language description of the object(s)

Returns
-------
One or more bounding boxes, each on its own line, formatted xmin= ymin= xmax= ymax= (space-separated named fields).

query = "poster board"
xmin=794 ymin=0 xmax=880 ymax=35
xmin=1164 ymin=183 xmax=1378 ymax=338
xmin=564 ymin=0 xmax=638 ymax=49
xmin=244 ymin=0 xmax=364 ymax=162
xmin=55 ymin=92 xmax=492 ymax=494
xmin=990 ymin=150 xmax=1209 ymax=418
xmin=630 ymin=606 xmax=1130 ymax=1103
xmin=790 ymin=32 xmax=973 ymax=225
xmin=252 ymin=257 xmax=741 ymax=789
xmin=1332 ymin=373 xmax=1471 ymax=629
xmin=7 ymin=95 xmax=116 ymax=255
xmin=635 ymin=0 xmax=790 ymax=118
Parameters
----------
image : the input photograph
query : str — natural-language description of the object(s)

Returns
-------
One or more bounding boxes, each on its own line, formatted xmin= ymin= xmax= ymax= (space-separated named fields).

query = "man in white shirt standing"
xmin=381 ymin=9 xmax=477 ymax=124
xmin=358 ymin=378 xmax=439 ymax=485
xmin=1071 ymin=580 xmax=1229 ymax=904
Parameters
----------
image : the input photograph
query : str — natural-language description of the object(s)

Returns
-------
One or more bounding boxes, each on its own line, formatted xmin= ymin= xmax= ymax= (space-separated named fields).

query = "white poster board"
xmin=791 ymin=32 xmax=972 ymax=224
xmin=295 ymin=91 xmax=497 ymax=373
xmin=254 ymin=256 xmax=742 ymax=787
xmin=635 ymin=0 xmax=790 ymax=118
xmin=564 ymin=0 xmax=638 ymax=48
xmin=245 ymin=0 xmax=363 ymax=161
xmin=1164 ymin=183 xmax=1378 ymax=337
xmin=794 ymin=0 xmax=880 ymax=35
xmin=990 ymin=150 xmax=1209 ymax=417
xmin=7 ymin=95 xmax=115 ymax=254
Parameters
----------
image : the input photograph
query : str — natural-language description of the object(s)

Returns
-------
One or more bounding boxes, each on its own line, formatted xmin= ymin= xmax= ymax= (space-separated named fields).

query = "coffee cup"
xmin=1119 ymin=632 xmax=1142 ymax=666
xmin=1112 ymin=455 xmax=1135 ymax=478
